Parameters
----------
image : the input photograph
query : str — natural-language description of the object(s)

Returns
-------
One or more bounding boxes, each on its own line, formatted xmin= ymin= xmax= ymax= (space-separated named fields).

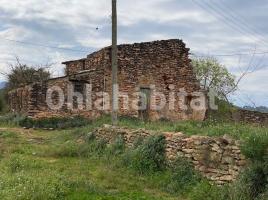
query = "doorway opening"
xmin=138 ymin=87 xmax=151 ymax=120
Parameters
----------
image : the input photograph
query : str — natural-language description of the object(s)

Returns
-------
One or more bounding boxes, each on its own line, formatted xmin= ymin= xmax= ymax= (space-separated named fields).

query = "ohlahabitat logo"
xmin=46 ymin=84 xmax=218 ymax=111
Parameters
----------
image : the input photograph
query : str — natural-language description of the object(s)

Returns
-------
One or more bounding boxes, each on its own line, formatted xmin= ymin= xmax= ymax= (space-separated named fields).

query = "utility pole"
xmin=111 ymin=0 xmax=118 ymax=125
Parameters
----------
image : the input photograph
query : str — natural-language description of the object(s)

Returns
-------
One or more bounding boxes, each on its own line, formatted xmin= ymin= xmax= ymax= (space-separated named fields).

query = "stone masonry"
xmin=93 ymin=125 xmax=247 ymax=185
xmin=8 ymin=39 xmax=207 ymax=121
xmin=233 ymin=109 xmax=268 ymax=126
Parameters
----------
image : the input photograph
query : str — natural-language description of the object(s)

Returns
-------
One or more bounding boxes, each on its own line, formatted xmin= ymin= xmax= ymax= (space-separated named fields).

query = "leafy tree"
xmin=192 ymin=57 xmax=236 ymax=100
xmin=0 ymin=89 xmax=8 ymax=113
xmin=3 ymin=58 xmax=51 ymax=91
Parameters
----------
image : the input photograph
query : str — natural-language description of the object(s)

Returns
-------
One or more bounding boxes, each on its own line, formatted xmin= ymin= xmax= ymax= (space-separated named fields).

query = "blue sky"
xmin=0 ymin=0 xmax=267 ymax=107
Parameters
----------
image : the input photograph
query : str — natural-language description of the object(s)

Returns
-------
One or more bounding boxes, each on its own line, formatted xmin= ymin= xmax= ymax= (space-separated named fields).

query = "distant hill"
xmin=243 ymin=106 xmax=268 ymax=113
xmin=0 ymin=82 xmax=7 ymax=89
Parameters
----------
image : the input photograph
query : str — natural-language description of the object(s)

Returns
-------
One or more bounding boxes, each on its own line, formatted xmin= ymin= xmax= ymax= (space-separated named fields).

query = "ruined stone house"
xmin=8 ymin=39 xmax=207 ymax=121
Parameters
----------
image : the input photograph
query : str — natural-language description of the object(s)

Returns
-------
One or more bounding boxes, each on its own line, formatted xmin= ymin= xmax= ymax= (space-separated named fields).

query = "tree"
xmin=0 ymin=89 xmax=7 ymax=113
xmin=192 ymin=57 xmax=236 ymax=101
xmin=2 ymin=58 xmax=51 ymax=91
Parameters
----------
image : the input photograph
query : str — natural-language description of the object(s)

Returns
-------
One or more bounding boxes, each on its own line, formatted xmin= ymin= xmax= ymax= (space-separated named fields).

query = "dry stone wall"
xmin=233 ymin=109 xmax=268 ymax=126
xmin=93 ymin=125 xmax=247 ymax=185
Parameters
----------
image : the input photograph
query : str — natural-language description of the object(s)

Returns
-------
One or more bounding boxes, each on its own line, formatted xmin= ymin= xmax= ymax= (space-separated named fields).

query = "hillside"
xmin=0 ymin=115 xmax=267 ymax=199
xmin=0 ymin=127 xmax=179 ymax=200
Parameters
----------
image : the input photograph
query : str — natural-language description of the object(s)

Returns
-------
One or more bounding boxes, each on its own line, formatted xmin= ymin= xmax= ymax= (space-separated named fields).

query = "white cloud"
xmin=0 ymin=0 xmax=267 ymax=106
xmin=117 ymin=0 xmax=214 ymax=26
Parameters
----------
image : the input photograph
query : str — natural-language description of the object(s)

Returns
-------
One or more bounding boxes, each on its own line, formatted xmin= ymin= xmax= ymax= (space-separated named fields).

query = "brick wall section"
xmin=233 ymin=109 xmax=268 ymax=126
xmin=93 ymin=125 xmax=247 ymax=185
xmin=8 ymin=85 xmax=32 ymax=114
xmin=8 ymin=39 xmax=206 ymax=121
xmin=104 ymin=40 xmax=204 ymax=120
xmin=8 ymin=77 xmax=69 ymax=117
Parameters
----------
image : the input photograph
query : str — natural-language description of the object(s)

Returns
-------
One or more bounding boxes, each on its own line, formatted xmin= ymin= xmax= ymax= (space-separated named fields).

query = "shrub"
xmin=225 ymin=161 xmax=268 ymax=200
xmin=122 ymin=135 xmax=166 ymax=174
xmin=107 ymin=135 xmax=125 ymax=156
xmin=132 ymin=136 xmax=144 ymax=148
xmin=189 ymin=181 xmax=226 ymax=200
xmin=240 ymin=162 xmax=268 ymax=199
xmin=0 ymin=113 xmax=26 ymax=126
xmin=258 ymin=188 xmax=268 ymax=200
xmin=90 ymin=139 xmax=107 ymax=155
xmin=241 ymin=133 xmax=268 ymax=162
xmin=19 ymin=116 xmax=91 ymax=129
xmin=165 ymin=158 xmax=200 ymax=194
xmin=85 ymin=132 xmax=96 ymax=143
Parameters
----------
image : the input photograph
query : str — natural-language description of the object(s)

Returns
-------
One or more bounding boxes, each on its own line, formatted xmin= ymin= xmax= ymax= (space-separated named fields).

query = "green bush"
xmin=19 ymin=116 xmax=91 ymax=129
xmin=89 ymin=139 xmax=107 ymax=155
xmin=0 ymin=113 xmax=26 ymax=126
xmin=189 ymin=181 xmax=226 ymax=200
xmin=224 ymin=161 xmax=268 ymax=200
xmin=258 ymin=188 xmax=268 ymax=200
xmin=122 ymin=135 xmax=166 ymax=174
xmin=107 ymin=135 xmax=125 ymax=156
xmin=241 ymin=162 xmax=268 ymax=199
xmin=241 ymin=133 xmax=268 ymax=162
xmin=165 ymin=158 xmax=200 ymax=194
xmin=85 ymin=132 xmax=96 ymax=143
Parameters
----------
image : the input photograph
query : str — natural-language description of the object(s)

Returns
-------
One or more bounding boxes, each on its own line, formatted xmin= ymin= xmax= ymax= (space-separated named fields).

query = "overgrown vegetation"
xmin=19 ymin=116 xmax=91 ymax=129
xmin=0 ymin=114 xmax=267 ymax=199
xmin=0 ymin=89 xmax=8 ymax=113
xmin=121 ymin=135 xmax=166 ymax=174
xmin=0 ymin=113 xmax=26 ymax=127
xmin=3 ymin=58 xmax=51 ymax=91
xmin=192 ymin=57 xmax=236 ymax=100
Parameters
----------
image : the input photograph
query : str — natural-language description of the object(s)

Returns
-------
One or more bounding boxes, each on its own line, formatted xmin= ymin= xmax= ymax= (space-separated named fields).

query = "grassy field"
xmin=0 ymin=115 xmax=267 ymax=199
xmin=0 ymin=126 xmax=184 ymax=200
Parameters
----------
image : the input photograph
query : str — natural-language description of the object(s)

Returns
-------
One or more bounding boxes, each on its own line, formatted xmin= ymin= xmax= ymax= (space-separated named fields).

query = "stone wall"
xmin=63 ymin=39 xmax=206 ymax=121
xmin=8 ymin=39 xmax=207 ymax=121
xmin=8 ymin=85 xmax=32 ymax=114
xmin=8 ymin=77 xmax=69 ymax=118
xmin=93 ymin=125 xmax=247 ymax=185
xmin=233 ymin=109 xmax=268 ymax=126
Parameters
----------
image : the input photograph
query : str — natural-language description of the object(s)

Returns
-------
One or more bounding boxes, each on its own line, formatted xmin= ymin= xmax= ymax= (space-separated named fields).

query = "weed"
xmin=0 ymin=131 xmax=17 ymax=139
xmin=122 ymin=135 xmax=166 ymax=174
xmin=188 ymin=181 xmax=226 ymax=200
xmin=19 ymin=116 xmax=91 ymax=129
xmin=241 ymin=133 xmax=268 ymax=162
xmin=107 ymin=135 xmax=125 ymax=156
xmin=165 ymin=158 xmax=200 ymax=194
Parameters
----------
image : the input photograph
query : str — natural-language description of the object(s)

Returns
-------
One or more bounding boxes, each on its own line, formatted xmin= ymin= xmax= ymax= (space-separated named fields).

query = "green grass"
xmin=0 ymin=126 xmax=183 ymax=199
xmin=114 ymin=116 xmax=268 ymax=143
xmin=2 ymin=113 xmax=268 ymax=141
xmin=0 ymin=114 xmax=267 ymax=199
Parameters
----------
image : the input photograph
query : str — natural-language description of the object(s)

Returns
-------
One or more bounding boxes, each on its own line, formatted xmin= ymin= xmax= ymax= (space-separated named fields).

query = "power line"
xmin=191 ymin=0 xmax=268 ymax=46
xmin=208 ymin=0 xmax=268 ymax=45
xmin=191 ymin=50 xmax=268 ymax=57
xmin=0 ymin=57 xmax=41 ymax=64
xmin=217 ymin=0 xmax=267 ymax=41
xmin=196 ymin=0 xmax=262 ymax=44
xmin=0 ymin=37 xmax=90 ymax=53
